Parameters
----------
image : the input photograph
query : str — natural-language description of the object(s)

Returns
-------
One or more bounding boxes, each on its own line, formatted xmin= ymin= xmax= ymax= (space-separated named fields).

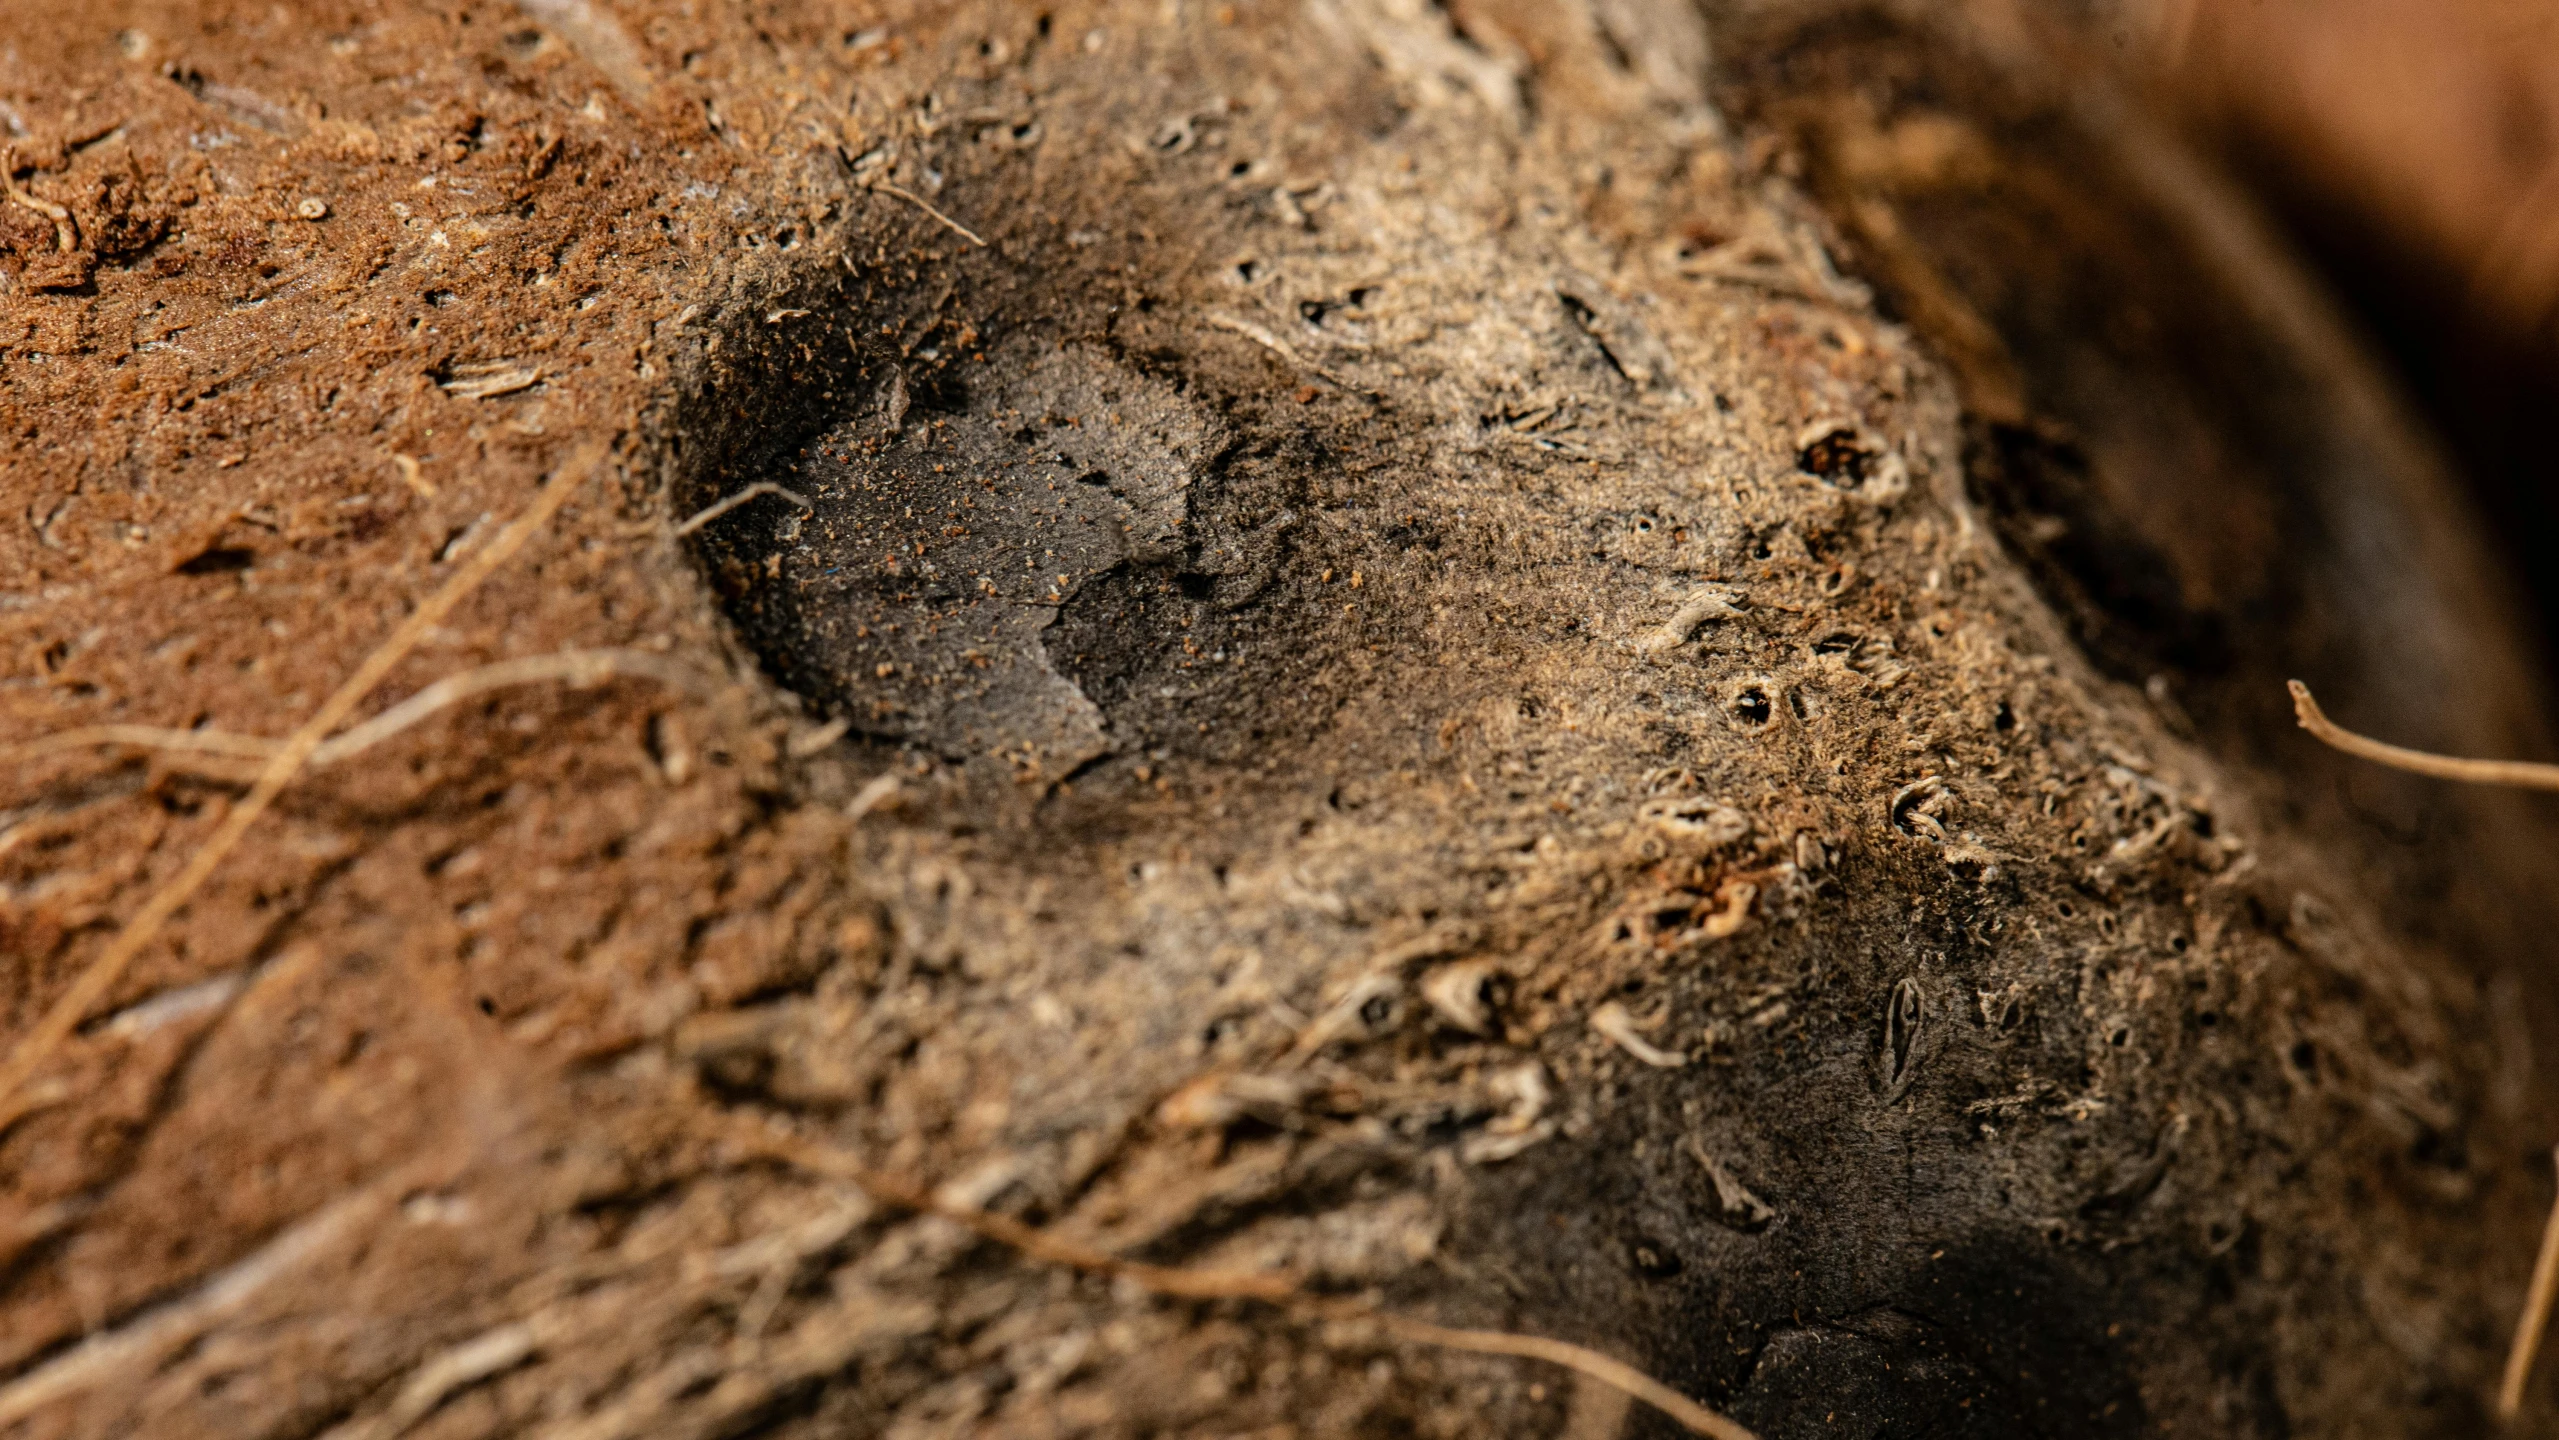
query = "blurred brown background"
xmin=2119 ymin=0 xmax=2559 ymax=659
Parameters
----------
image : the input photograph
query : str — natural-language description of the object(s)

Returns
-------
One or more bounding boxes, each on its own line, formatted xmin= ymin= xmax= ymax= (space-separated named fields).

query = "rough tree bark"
xmin=3 ymin=1 xmax=2558 ymax=1436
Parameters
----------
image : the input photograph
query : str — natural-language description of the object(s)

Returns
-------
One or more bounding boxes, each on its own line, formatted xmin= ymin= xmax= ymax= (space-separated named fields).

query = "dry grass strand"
xmin=866 ymin=181 xmax=987 ymax=247
xmin=2502 ymin=1147 xmax=2559 ymax=1419
xmin=6 ymin=725 xmax=280 ymax=765
xmin=2289 ymin=680 xmax=2559 ymax=791
xmin=6 ymin=649 xmax=707 ymax=773
xmin=0 ymin=443 xmax=609 ymax=1118
xmin=1358 ymin=1310 xmax=1756 ymax=1440
xmin=2292 ymin=681 xmax=2559 ymax=1418
xmin=672 ymin=482 xmax=812 ymax=537
xmin=2 ymin=146 xmax=76 ymax=252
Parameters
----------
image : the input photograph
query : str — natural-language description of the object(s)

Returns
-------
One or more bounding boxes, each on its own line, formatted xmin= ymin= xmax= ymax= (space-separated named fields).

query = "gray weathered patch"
xmin=725 ymin=337 xmax=1221 ymax=776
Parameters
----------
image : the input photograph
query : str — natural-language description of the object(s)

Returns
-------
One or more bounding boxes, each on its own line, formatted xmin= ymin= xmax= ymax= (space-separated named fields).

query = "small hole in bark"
xmin=1730 ymin=685 xmax=1772 ymax=726
xmin=176 ymin=546 xmax=254 ymax=574
xmin=1626 ymin=1237 xmax=1684 ymax=1279
xmin=1797 ymin=425 xmax=1872 ymax=487
xmin=2410 ymin=1128 xmax=2465 ymax=1170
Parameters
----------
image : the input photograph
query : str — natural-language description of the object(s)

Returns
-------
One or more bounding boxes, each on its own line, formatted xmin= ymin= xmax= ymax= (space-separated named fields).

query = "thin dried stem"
xmin=6 ymin=649 xmax=706 ymax=773
xmin=2502 ymin=1147 xmax=2559 ymax=1420
xmin=6 ymin=725 xmax=280 ymax=765
xmin=747 ymin=1131 xmax=1755 ymax=1437
xmin=306 ymin=649 xmax=706 ymax=758
xmin=672 ymin=482 xmax=811 ymax=537
xmin=1202 ymin=311 xmax=1371 ymax=398
xmin=866 ymin=181 xmax=987 ymax=248
xmin=2289 ymin=681 xmax=2559 ymax=791
xmin=2 ymin=146 xmax=77 ymax=253
xmin=0 ymin=443 xmax=608 ymax=1118
xmin=2292 ymin=681 xmax=2559 ymax=1416
xmin=1358 ymin=1310 xmax=1755 ymax=1440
